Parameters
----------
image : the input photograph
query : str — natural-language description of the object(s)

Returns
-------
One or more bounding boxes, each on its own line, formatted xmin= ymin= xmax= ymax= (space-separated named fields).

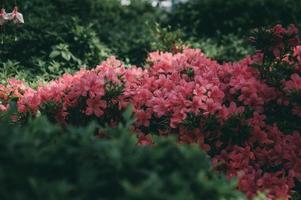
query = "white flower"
xmin=6 ymin=6 xmax=24 ymax=24
xmin=0 ymin=8 xmax=8 ymax=26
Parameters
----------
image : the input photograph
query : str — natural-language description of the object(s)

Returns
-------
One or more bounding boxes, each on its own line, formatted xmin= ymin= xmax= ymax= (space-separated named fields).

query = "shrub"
xmin=0 ymin=114 xmax=245 ymax=200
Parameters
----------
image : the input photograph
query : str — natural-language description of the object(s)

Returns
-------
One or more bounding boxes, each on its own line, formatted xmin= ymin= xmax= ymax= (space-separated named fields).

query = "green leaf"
xmin=49 ymin=51 xmax=60 ymax=58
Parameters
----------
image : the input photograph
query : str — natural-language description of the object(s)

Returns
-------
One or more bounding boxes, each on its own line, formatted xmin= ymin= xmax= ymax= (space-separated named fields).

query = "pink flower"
xmin=89 ymin=78 xmax=105 ymax=98
xmin=135 ymin=109 xmax=152 ymax=127
xmin=85 ymin=98 xmax=107 ymax=117
xmin=287 ymin=24 xmax=299 ymax=36
xmin=152 ymin=97 xmax=167 ymax=117
xmin=219 ymin=102 xmax=245 ymax=120
xmin=284 ymin=73 xmax=301 ymax=91
xmin=0 ymin=104 xmax=8 ymax=112
xmin=294 ymin=46 xmax=301 ymax=64
xmin=273 ymin=24 xmax=286 ymax=36
xmin=137 ymin=134 xmax=153 ymax=146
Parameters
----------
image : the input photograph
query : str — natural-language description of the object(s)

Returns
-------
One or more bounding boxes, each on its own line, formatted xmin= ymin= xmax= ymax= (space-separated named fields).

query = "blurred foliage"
xmin=3 ymin=0 xmax=161 ymax=64
xmin=0 ymin=110 xmax=246 ymax=200
xmin=169 ymin=0 xmax=301 ymax=37
xmin=0 ymin=0 xmax=162 ymax=82
xmin=167 ymin=0 xmax=301 ymax=63
xmin=187 ymin=34 xmax=254 ymax=62
xmin=251 ymin=193 xmax=267 ymax=200
xmin=150 ymin=24 xmax=184 ymax=53
xmin=292 ymin=192 xmax=301 ymax=200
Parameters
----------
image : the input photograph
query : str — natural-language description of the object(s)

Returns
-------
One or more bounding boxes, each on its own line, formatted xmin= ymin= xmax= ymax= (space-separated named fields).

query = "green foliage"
xmin=169 ymin=0 xmax=301 ymax=37
xmin=187 ymin=34 xmax=254 ymax=62
xmin=292 ymin=191 xmax=301 ymax=200
xmin=252 ymin=193 xmax=267 ymax=200
xmin=0 ymin=60 xmax=30 ymax=84
xmin=69 ymin=22 xmax=111 ymax=67
xmin=150 ymin=24 xmax=184 ymax=53
xmin=0 ymin=113 xmax=246 ymax=200
xmin=49 ymin=43 xmax=82 ymax=67
xmin=1 ymin=0 xmax=158 ymax=81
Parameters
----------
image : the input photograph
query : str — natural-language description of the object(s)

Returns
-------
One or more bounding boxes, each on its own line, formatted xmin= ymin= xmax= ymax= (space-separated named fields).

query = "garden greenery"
xmin=0 ymin=111 xmax=245 ymax=200
xmin=1 ymin=1 xmax=301 ymax=199
xmin=0 ymin=24 xmax=301 ymax=199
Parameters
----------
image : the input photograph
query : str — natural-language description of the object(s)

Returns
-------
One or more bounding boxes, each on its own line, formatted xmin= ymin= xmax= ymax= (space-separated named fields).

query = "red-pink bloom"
xmin=137 ymin=134 xmax=153 ymax=146
xmin=294 ymin=46 xmax=301 ymax=64
xmin=135 ymin=109 xmax=152 ymax=127
xmin=85 ymin=98 xmax=107 ymax=117
xmin=284 ymin=73 xmax=301 ymax=91
xmin=292 ymin=105 xmax=301 ymax=117
xmin=287 ymin=24 xmax=299 ymax=35
xmin=0 ymin=104 xmax=8 ymax=112
xmin=219 ymin=102 xmax=245 ymax=120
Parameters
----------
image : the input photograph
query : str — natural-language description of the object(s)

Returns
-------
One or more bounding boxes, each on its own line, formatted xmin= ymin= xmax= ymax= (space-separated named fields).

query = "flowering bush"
xmin=1 ymin=24 xmax=301 ymax=199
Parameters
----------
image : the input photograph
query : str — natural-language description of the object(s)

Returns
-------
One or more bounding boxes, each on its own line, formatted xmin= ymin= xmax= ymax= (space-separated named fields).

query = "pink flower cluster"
xmin=284 ymin=73 xmax=301 ymax=91
xmin=271 ymin=24 xmax=299 ymax=58
xmin=212 ymin=118 xmax=301 ymax=199
xmin=1 ymin=25 xmax=301 ymax=200
xmin=9 ymin=57 xmax=143 ymax=123
xmin=130 ymin=49 xmax=226 ymax=128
